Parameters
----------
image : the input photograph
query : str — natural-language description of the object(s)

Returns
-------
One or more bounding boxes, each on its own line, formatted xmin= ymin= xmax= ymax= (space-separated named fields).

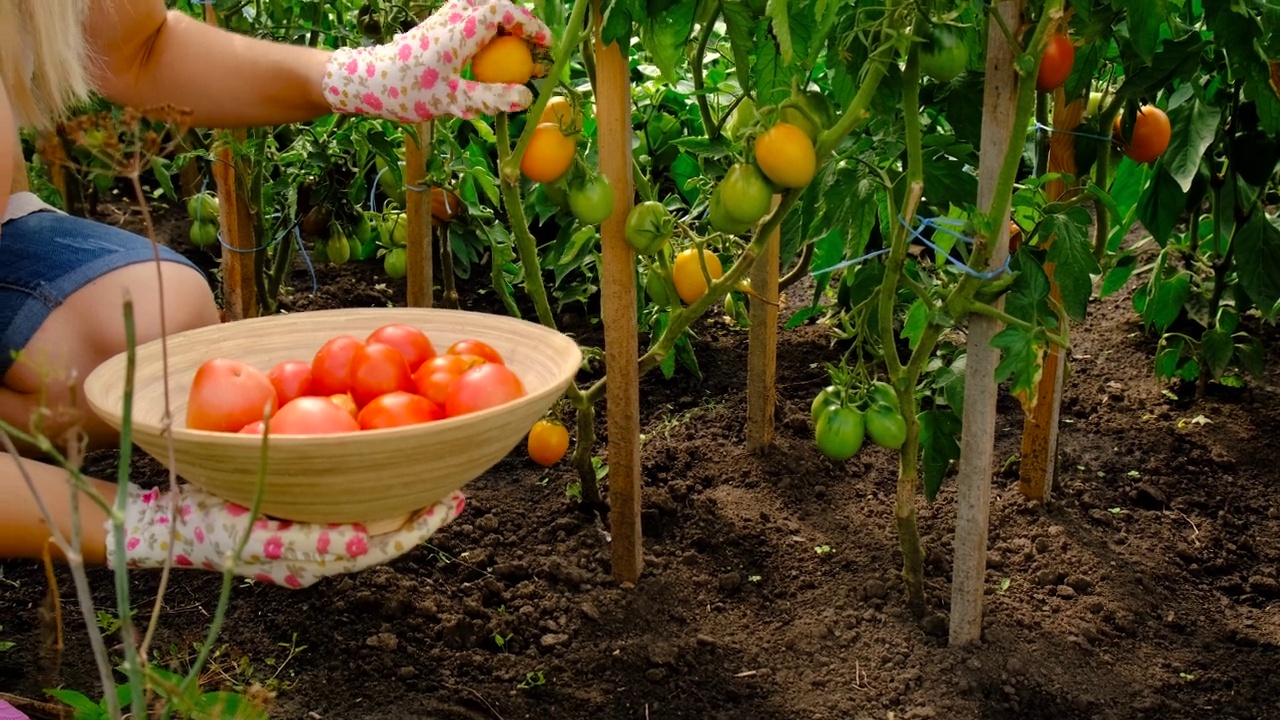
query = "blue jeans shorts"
xmin=0 ymin=209 xmax=203 ymax=378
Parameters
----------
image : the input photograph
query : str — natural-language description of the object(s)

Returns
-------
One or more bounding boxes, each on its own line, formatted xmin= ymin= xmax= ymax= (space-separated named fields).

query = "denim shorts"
xmin=0 ymin=209 xmax=203 ymax=378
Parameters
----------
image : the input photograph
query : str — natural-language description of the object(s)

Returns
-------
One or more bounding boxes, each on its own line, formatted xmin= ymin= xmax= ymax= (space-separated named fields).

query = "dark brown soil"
xmin=2 ymin=206 xmax=1279 ymax=720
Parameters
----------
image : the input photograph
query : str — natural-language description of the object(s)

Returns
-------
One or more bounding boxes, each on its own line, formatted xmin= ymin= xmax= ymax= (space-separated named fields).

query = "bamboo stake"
xmin=949 ymin=0 xmax=1023 ymax=647
xmin=746 ymin=196 xmax=781 ymax=451
xmin=203 ymin=5 xmax=258 ymax=320
xmin=1018 ymin=91 xmax=1084 ymax=502
xmin=405 ymin=122 xmax=434 ymax=308
xmin=592 ymin=0 xmax=642 ymax=583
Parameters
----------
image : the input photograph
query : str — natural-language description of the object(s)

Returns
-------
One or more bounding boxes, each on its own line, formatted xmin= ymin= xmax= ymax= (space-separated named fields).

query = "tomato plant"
xmin=521 ymin=124 xmax=576 ymax=183
xmin=671 ymin=248 xmax=724 ymax=305
xmin=1112 ymin=105 xmax=1171 ymax=164
xmin=625 ymin=201 xmax=675 ymax=254
xmin=754 ymin=123 xmax=816 ymax=189
xmin=918 ymin=21 xmax=968 ymax=83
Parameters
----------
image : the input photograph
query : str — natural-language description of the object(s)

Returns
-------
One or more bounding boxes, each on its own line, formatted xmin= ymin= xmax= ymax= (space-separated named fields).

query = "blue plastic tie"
xmin=1033 ymin=121 xmax=1115 ymax=144
xmin=293 ymin=225 xmax=319 ymax=295
xmin=897 ymin=215 xmax=1011 ymax=280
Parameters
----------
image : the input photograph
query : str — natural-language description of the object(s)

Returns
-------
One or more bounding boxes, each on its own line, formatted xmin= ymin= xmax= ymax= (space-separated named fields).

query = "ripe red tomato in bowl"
xmin=186 ymin=357 xmax=279 ymax=432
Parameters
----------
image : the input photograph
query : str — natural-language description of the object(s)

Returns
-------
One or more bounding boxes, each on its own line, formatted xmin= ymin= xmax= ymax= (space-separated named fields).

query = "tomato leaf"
xmin=721 ymin=1 xmax=759 ymax=97
xmin=991 ymin=325 xmax=1044 ymax=408
xmin=750 ymin=22 xmax=790 ymax=107
xmin=920 ymin=148 xmax=978 ymax=209
xmin=1043 ymin=208 xmax=1102 ymax=321
xmin=1234 ymin=211 xmax=1280 ymax=320
xmin=919 ymin=409 xmax=961 ymax=502
xmin=639 ymin=0 xmax=697 ymax=83
xmin=1136 ymin=166 xmax=1186 ymax=247
xmin=1154 ymin=335 xmax=1186 ymax=379
xmin=1004 ymin=250 xmax=1052 ymax=326
xmin=1100 ymin=252 xmax=1137 ymax=299
xmin=1200 ymin=329 xmax=1234 ymax=381
xmin=1235 ymin=335 xmax=1266 ymax=379
xmin=901 ymin=299 xmax=928 ymax=352
xmin=1143 ymin=269 xmax=1191 ymax=333
xmin=1113 ymin=0 xmax=1169 ymax=65
xmin=765 ymin=0 xmax=792 ymax=66
xmin=1163 ymin=94 xmax=1222 ymax=193
xmin=192 ymin=691 xmax=270 ymax=720
xmin=599 ymin=0 xmax=636 ymax=47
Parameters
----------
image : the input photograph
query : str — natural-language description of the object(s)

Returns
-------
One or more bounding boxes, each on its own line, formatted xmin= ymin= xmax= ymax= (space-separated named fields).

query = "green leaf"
xmin=919 ymin=409 xmax=962 ymax=502
xmin=765 ymin=0 xmax=792 ymax=65
xmin=1235 ymin=335 xmax=1266 ymax=379
xmin=1234 ymin=212 xmax=1280 ymax=319
xmin=1100 ymin=253 xmax=1137 ymax=298
xmin=671 ymin=153 xmax=702 ymax=204
xmin=46 ymin=689 xmax=103 ymax=716
xmin=991 ymin=325 xmax=1043 ymax=402
xmin=1136 ymin=166 xmax=1187 ymax=246
xmin=1043 ymin=208 xmax=1102 ymax=321
xmin=901 ymin=299 xmax=929 ymax=351
xmin=1163 ymin=96 xmax=1222 ymax=193
xmin=600 ymin=0 xmax=635 ymax=46
xmin=722 ymin=1 xmax=759 ymax=96
xmin=639 ymin=0 xmax=697 ymax=83
xmin=808 ymin=227 xmax=844 ymax=299
xmin=921 ymin=150 xmax=978 ymax=209
xmin=750 ymin=21 xmax=790 ymax=107
xmin=192 ymin=691 xmax=270 ymax=720
xmin=1114 ymin=0 xmax=1168 ymax=65
xmin=1004 ymin=251 xmax=1052 ymax=325
xmin=1154 ymin=335 xmax=1185 ymax=379
xmin=1144 ymin=269 xmax=1191 ymax=333
xmin=1200 ymin=329 xmax=1234 ymax=381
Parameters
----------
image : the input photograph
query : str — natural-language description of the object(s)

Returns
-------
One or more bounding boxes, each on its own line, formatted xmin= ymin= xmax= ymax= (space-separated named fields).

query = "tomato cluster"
xmin=185 ymin=324 xmax=527 ymax=436
xmin=810 ymin=381 xmax=908 ymax=462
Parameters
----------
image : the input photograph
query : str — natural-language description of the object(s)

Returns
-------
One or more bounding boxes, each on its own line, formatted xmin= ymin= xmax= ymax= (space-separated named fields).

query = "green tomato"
xmin=810 ymin=385 xmax=847 ymax=424
xmin=708 ymin=183 xmax=754 ymax=235
xmin=919 ymin=23 xmax=969 ymax=83
xmin=375 ymin=155 xmax=406 ymax=206
xmin=185 ymin=192 xmax=220 ymax=223
xmin=383 ymin=246 xmax=408 ymax=278
xmin=869 ymin=381 xmax=899 ymax=410
xmin=719 ymin=163 xmax=773 ymax=226
xmin=865 ymin=401 xmax=907 ymax=450
xmin=1085 ymin=91 xmax=1104 ymax=117
xmin=814 ymin=406 xmax=865 ymax=462
xmin=644 ymin=268 xmax=677 ymax=308
xmin=380 ymin=211 xmax=408 ymax=247
xmin=567 ymin=175 xmax=615 ymax=225
xmin=188 ymin=220 xmax=219 ymax=248
xmin=724 ymin=97 xmax=759 ymax=143
xmin=625 ymin=201 xmax=675 ymax=255
xmin=353 ymin=211 xmax=375 ymax=245
xmin=326 ymin=226 xmax=351 ymax=266
xmin=779 ymin=90 xmax=836 ymax=143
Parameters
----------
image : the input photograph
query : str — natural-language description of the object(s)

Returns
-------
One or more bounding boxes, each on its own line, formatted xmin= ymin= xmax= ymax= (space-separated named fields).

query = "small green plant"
xmin=517 ymin=670 xmax=547 ymax=690
xmin=0 ymin=625 xmax=16 ymax=652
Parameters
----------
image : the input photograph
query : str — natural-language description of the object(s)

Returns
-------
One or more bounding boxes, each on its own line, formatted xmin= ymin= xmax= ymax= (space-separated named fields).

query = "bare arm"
xmin=1 ymin=75 xmax=15 ymax=226
xmin=0 ymin=453 xmax=112 ymax=565
xmin=86 ymin=0 xmax=334 ymax=128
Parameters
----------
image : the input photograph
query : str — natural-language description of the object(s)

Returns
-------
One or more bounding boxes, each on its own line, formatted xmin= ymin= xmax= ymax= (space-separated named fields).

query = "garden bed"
xmin=2 ymin=207 xmax=1278 ymax=720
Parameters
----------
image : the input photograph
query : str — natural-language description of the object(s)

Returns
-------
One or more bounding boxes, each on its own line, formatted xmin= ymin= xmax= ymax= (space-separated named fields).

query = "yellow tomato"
xmin=672 ymin=248 xmax=724 ymax=304
xmin=527 ymin=419 xmax=570 ymax=467
xmin=470 ymin=36 xmax=535 ymax=85
xmin=754 ymin=122 xmax=816 ymax=189
xmin=520 ymin=123 xmax=577 ymax=183
xmin=539 ymin=96 xmax=582 ymax=133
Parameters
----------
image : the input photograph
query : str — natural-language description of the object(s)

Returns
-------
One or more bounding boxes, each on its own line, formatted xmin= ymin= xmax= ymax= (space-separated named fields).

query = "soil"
xmin=2 ymin=203 xmax=1279 ymax=720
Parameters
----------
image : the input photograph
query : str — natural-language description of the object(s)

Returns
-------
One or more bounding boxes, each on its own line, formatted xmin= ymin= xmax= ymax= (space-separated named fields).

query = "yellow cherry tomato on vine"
xmin=540 ymin=96 xmax=582 ymax=133
xmin=527 ymin=419 xmax=570 ymax=467
xmin=520 ymin=123 xmax=576 ymax=183
xmin=672 ymin=247 xmax=724 ymax=305
xmin=754 ymin=122 xmax=816 ymax=189
xmin=470 ymin=36 xmax=534 ymax=85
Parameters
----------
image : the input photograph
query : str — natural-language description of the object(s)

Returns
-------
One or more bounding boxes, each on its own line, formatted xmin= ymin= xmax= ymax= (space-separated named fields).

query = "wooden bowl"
xmin=83 ymin=307 xmax=582 ymax=530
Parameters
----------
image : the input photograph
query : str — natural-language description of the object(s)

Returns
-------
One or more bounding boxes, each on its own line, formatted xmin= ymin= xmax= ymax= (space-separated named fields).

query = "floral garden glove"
xmin=323 ymin=0 xmax=552 ymax=122
xmin=105 ymin=484 xmax=466 ymax=589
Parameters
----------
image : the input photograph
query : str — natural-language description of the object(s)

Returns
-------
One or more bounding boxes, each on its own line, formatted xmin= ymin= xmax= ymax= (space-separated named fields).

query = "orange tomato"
xmin=754 ymin=123 xmax=816 ymax=189
xmin=357 ymin=391 xmax=445 ymax=430
xmin=446 ymin=339 xmax=505 ymax=365
xmin=310 ymin=335 xmax=365 ymax=396
xmin=470 ymin=35 xmax=534 ymax=85
xmin=412 ymin=353 xmax=488 ymax=405
xmin=366 ymin=324 xmax=436 ymax=373
xmin=1009 ymin=221 xmax=1024 ymax=253
xmin=269 ymin=396 xmax=361 ymax=435
xmin=520 ymin=123 xmax=576 ymax=183
xmin=430 ymin=187 xmax=462 ymax=222
xmin=1113 ymin=105 xmax=1171 ymax=164
xmin=527 ymin=419 xmax=570 ymax=467
xmin=186 ymin=357 xmax=279 ymax=433
xmin=672 ymin=247 xmax=724 ymax=305
xmin=349 ymin=342 xmax=414 ymax=408
xmin=539 ymin=96 xmax=582 ymax=133
xmin=1036 ymin=33 xmax=1075 ymax=93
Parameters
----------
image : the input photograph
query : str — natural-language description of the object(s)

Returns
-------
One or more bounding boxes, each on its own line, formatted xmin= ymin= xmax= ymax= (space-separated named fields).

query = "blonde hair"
xmin=0 ymin=0 xmax=94 ymax=130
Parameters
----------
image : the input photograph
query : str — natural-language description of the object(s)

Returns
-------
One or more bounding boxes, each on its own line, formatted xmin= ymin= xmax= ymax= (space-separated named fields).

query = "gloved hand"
xmin=323 ymin=0 xmax=552 ymax=122
xmin=105 ymin=483 xmax=465 ymax=589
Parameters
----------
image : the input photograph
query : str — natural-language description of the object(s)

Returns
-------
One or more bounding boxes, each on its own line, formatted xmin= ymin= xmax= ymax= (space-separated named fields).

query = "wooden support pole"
xmin=203 ymin=5 xmax=258 ymax=321
xmin=405 ymin=122 xmax=434 ymax=308
xmin=1018 ymin=92 xmax=1084 ymax=502
xmin=592 ymin=1 xmax=642 ymax=584
xmin=746 ymin=196 xmax=781 ymax=451
xmin=949 ymin=0 xmax=1022 ymax=647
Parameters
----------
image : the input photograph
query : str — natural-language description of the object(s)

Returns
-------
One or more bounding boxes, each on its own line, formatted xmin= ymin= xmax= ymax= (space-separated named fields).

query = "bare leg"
xmin=0 ymin=259 xmax=220 ymax=563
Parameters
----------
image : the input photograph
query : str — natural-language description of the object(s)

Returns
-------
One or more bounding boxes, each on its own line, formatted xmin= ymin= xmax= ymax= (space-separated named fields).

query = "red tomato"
xmin=269 ymin=396 xmax=361 ymax=435
xmin=357 ymin=391 xmax=445 ymax=430
xmin=186 ymin=357 xmax=279 ymax=433
xmin=329 ymin=393 xmax=358 ymax=418
xmin=311 ymin=335 xmax=365 ymax=396
xmin=366 ymin=324 xmax=436 ymax=373
xmin=446 ymin=339 xmax=505 ymax=365
xmin=411 ymin=353 xmax=487 ymax=405
xmin=266 ymin=360 xmax=314 ymax=405
xmin=349 ymin=342 xmax=414 ymax=408
xmin=1036 ymin=33 xmax=1075 ymax=93
xmin=445 ymin=363 xmax=526 ymax=417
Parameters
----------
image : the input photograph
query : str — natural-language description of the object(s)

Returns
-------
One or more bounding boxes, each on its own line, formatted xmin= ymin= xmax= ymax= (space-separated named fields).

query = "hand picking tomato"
xmin=357 ymin=391 xmax=445 ymax=430
xmin=269 ymin=396 xmax=361 ymax=435
xmin=447 ymin=339 xmax=505 ymax=365
xmin=469 ymin=35 xmax=534 ymax=85
xmin=311 ymin=335 xmax=365 ymax=396
xmin=266 ymin=360 xmax=313 ymax=406
xmin=1036 ymin=33 xmax=1075 ymax=93
xmin=186 ymin=357 xmax=279 ymax=433
xmin=527 ymin=418 xmax=570 ymax=467
xmin=445 ymin=363 xmax=527 ymax=417
xmin=349 ymin=342 xmax=415 ymax=408
xmin=366 ymin=324 xmax=436 ymax=372
xmin=412 ymin=353 xmax=488 ymax=405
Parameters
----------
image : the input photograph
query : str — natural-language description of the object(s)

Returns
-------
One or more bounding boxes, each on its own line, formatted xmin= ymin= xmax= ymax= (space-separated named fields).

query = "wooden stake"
xmin=746 ymin=196 xmax=781 ymax=451
xmin=949 ymin=0 xmax=1023 ymax=648
xmin=203 ymin=5 xmax=258 ymax=320
xmin=405 ymin=122 xmax=434 ymax=308
xmin=592 ymin=1 xmax=642 ymax=584
xmin=1018 ymin=92 xmax=1084 ymax=502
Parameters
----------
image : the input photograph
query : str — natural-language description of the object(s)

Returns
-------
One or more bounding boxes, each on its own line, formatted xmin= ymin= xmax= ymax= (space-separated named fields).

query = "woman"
xmin=0 ymin=0 xmax=550 ymax=587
